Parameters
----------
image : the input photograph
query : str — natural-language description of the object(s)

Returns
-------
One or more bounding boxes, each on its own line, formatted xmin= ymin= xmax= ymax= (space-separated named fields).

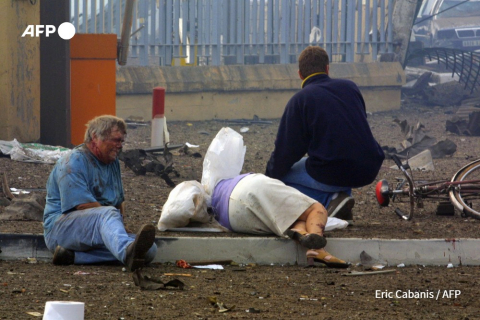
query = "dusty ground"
xmin=2 ymin=100 xmax=480 ymax=319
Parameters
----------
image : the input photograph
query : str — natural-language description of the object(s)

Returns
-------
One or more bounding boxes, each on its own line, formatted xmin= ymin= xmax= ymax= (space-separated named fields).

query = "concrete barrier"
xmin=116 ymin=62 xmax=405 ymax=121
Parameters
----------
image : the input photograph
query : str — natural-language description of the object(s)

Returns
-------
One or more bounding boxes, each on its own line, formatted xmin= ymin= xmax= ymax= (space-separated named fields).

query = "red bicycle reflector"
xmin=376 ymin=180 xmax=390 ymax=207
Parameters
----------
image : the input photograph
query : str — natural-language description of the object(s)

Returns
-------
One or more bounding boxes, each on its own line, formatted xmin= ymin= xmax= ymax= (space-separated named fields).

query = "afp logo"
xmin=22 ymin=22 xmax=76 ymax=40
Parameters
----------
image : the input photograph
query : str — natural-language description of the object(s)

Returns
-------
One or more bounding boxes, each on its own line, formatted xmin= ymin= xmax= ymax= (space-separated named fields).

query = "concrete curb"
xmin=1 ymin=234 xmax=478 ymax=266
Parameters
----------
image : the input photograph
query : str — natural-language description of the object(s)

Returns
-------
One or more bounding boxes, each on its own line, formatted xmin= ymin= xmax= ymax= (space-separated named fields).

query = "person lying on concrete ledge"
xmin=211 ymin=172 xmax=349 ymax=268
xmin=43 ymin=115 xmax=157 ymax=271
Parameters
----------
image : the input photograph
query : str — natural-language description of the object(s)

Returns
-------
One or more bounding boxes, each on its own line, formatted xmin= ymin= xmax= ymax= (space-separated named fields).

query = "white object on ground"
xmin=390 ymin=149 xmax=434 ymax=171
xmin=0 ymin=139 xmax=70 ymax=164
xmin=193 ymin=265 xmax=224 ymax=270
xmin=185 ymin=142 xmax=199 ymax=148
xmin=43 ymin=301 xmax=84 ymax=320
xmin=325 ymin=217 xmax=349 ymax=231
xmin=158 ymin=181 xmax=212 ymax=231
xmin=201 ymin=127 xmax=246 ymax=195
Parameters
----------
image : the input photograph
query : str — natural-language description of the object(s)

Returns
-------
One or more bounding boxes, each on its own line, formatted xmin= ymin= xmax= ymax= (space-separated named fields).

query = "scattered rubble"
xmin=403 ymin=67 xmax=480 ymax=107
xmin=382 ymin=119 xmax=457 ymax=160
xmin=0 ymin=193 xmax=45 ymax=221
xmin=118 ymin=145 xmax=179 ymax=187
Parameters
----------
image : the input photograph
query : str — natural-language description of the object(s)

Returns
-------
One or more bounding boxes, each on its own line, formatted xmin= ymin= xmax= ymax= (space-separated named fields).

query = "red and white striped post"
xmin=151 ymin=87 xmax=165 ymax=147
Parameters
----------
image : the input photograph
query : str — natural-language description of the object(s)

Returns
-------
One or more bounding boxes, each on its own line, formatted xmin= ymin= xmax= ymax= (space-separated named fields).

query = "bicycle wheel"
xmin=449 ymin=159 xmax=480 ymax=219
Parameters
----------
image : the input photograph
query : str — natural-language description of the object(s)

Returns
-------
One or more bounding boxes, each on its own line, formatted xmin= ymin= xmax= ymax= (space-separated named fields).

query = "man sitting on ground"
xmin=43 ymin=115 xmax=157 ymax=271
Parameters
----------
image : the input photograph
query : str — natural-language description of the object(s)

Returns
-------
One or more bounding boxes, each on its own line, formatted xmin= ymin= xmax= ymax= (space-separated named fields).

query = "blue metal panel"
xmin=181 ymin=0 xmax=188 ymax=57
xmin=319 ymin=0 xmax=324 ymax=47
xmin=107 ymin=0 xmax=113 ymax=33
xmin=83 ymin=0 xmax=88 ymax=33
xmin=273 ymin=0 xmax=279 ymax=55
xmin=304 ymin=0 xmax=311 ymax=45
xmin=212 ymin=0 xmax=220 ymax=65
xmin=159 ymin=0 xmax=166 ymax=65
xmin=363 ymin=0 xmax=370 ymax=54
xmin=346 ymin=0 xmax=355 ymax=61
xmin=356 ymin=0 xmax=363 ymax=54
xmin=139 ymin=0 xmax=148 ymax=65
xmin=387 ymin=0 xmax=394 ymax=53
xmin=165 ymin=0 xmax=173 ymax=65
xmin=280 ymin=0 xmax=288 ymax=63
xmin=89 ymin=0 xmax=95 ymax=33
xmin=372 ymin=0 xmax=378 ymax=61
xmin=259 ymin=0 xmax=266 ymax=63
xmin=236 ymin=0 xmax=244 ymax=64
xmin=73 ymin=0 xmax=80 ymax=32
xmin=325 ymin=0 xmax=332 ymax=58
xmin=99 ymin=0 xmax=105 ymax=33
xmin=130 ymin=1 xmax=138 ymax=58
xmin=380 ymin=0 xmax=386 ymax=53
xmin=340 ymin=0 xmax=347 ymax=58
xmin=150 ymin=0 xmax=156 ymax=56
xmin=245 ymin=0 xmax=251 ymax=55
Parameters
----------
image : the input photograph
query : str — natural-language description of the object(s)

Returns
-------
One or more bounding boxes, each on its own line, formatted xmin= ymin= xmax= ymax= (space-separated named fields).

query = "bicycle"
xmin=375 ymin=155 xmax=480 ymax=221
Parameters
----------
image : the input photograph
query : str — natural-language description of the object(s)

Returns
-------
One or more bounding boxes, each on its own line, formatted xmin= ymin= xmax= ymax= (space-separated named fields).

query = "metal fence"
xmin=70 ymin=0 xmax=395 ymax=66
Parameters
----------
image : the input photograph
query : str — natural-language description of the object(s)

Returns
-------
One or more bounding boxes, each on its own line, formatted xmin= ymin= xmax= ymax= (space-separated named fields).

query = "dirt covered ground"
xmin=2 ymin=102 xmax=480 ymax=319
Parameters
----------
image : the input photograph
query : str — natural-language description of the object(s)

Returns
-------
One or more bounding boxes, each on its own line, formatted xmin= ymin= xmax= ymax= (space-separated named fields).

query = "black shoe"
xmin=125 ymin=224 xmax=156 ymax=272
xmin=52 ymin=246 xmax=75 ymax=265
xmin=284 ymin=229 xmax=327 ymax=249
xmin=327 ymin=192 xmax=355 ymax=222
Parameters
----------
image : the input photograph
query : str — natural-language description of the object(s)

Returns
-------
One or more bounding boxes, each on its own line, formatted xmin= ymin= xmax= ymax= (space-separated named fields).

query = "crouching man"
xmin=43 ymin=115 xmax=157 ymax=271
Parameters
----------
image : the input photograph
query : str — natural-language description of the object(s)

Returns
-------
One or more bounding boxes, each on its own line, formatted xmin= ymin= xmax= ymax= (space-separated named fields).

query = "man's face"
xmin=93 ymin=127 xmax=125 ymax=164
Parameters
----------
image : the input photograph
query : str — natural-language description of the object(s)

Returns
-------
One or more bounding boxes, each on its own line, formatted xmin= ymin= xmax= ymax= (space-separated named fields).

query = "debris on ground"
xmin=132 ymin=269 xmax=185 ymax=291
xmin=0 ymin=139 xmax=70 ymax=164
xmin=207 ymin=296 xmax=236 ymax=313
xmin=359 ymin=250 xmax=386 ymax=271
xmin=382 ymin=119 xmax=457 ymax=160
xmin=118 ymin=144 xmax=179 ymax=186
xmin=342 ymin=270 xmax=397 ymax=276
xmin=403 ymin=67 xmax=479 ymax=107
xmin=0 ymin=193 xmax=45 ymax=221
xmin=390 ymin=149 xmax=434 ymax=171
xmin=446 ymin=110 xmax=480 ymax=136
xmin=176 ymin=260 xmax=192 ymax=269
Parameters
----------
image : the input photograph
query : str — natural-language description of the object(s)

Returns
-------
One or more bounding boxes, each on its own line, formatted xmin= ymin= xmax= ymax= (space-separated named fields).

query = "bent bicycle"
xmin=375 ymin=155 xmax=480 ymax=220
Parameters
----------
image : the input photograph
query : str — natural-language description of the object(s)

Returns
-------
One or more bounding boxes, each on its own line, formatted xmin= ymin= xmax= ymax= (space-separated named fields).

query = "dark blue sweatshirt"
xmin=265 ymin=74 xmax=385 ymax=188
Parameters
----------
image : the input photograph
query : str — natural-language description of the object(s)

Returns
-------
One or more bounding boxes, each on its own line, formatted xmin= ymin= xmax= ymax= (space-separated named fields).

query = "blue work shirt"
xmin=43 ymin=145 xmax=124 ymax=235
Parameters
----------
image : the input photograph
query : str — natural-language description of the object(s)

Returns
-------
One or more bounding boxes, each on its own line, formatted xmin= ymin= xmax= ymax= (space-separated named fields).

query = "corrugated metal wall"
xmin=71 ymin=0 xmax=395 ymax=66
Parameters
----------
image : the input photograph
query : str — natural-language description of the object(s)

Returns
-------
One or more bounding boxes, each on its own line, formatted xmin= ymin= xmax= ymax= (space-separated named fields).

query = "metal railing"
xmin=70 ymin=0 xmax=395 ymax=66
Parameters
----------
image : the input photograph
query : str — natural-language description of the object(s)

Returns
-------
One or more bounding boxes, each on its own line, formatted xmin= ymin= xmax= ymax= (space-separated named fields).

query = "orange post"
xmin=70 ymin=34 xmax=117 ymax=146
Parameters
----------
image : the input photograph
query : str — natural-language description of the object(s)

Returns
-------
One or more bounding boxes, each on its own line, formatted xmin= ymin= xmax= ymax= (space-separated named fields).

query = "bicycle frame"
xmin=376 ymin=155 xmax=480 ymax=220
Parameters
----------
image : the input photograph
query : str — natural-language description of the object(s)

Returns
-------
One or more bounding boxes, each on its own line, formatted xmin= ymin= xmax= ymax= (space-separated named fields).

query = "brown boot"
xmin=125 ymin=224 xmax=156 ymax=272
xmin=52 ymin=246 xmax=75 ymax=265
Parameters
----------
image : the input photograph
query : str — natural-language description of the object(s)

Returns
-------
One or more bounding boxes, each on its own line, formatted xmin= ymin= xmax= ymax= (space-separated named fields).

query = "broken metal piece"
xmin=119 ymin=146 xmax=179 ymax=187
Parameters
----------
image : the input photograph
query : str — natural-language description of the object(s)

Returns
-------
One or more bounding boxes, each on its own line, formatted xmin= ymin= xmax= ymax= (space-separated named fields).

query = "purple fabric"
xmin=211 ymin=173 xmax=251 ymax=230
